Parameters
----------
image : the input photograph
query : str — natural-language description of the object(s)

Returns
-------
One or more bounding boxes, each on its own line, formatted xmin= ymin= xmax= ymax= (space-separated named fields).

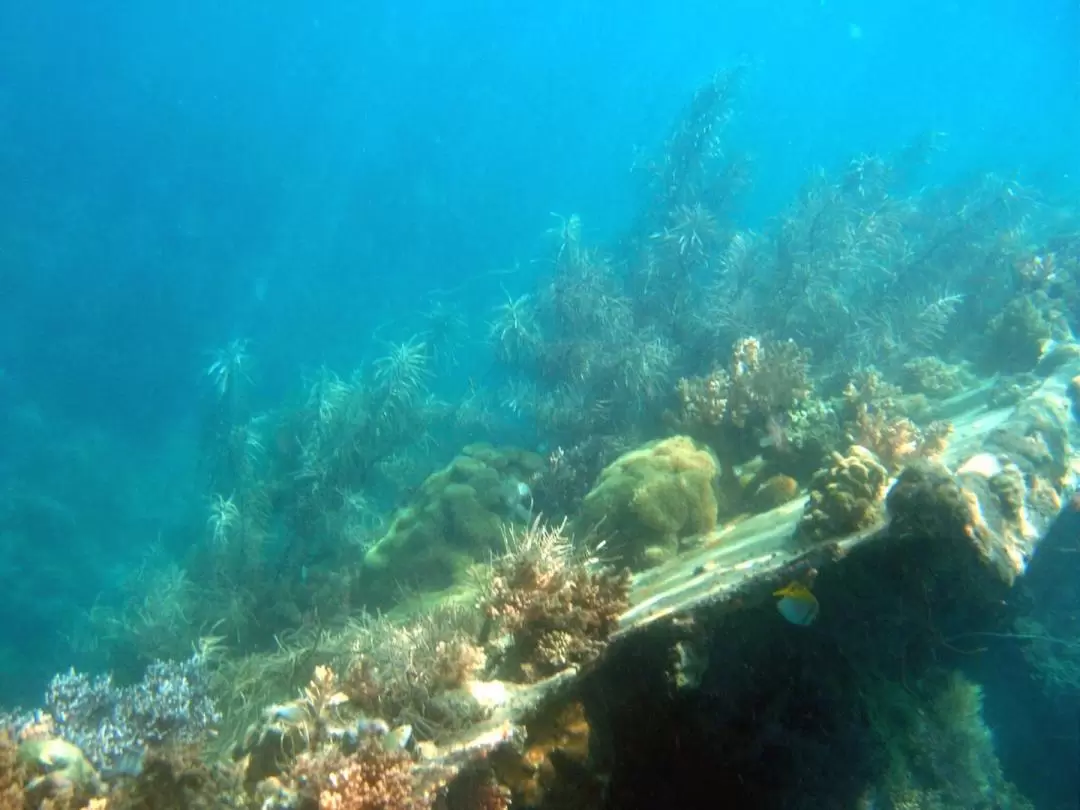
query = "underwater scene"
xmin=1 ymin=1 xmax=1079 ymax=808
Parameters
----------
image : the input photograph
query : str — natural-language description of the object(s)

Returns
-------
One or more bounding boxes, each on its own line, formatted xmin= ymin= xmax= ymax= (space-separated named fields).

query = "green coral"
xmin=573 ymin=435 xmax=722 ymax=568
xmin=359 ymin=444 xmax=543 ymax=608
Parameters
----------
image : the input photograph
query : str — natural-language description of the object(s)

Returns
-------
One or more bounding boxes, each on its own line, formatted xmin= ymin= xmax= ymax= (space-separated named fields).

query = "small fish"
xmin=265 ymin=701 xmax=307 ymax=725
xmin=356 ymin=717 xmax=391 ymax=737
xmin=774 ymin=581 xmax=820 ymax=626
xmin=759 ymin=414 xmax=789 ymax=452
xmin=382 ymin=724 xmax=413 ymax=752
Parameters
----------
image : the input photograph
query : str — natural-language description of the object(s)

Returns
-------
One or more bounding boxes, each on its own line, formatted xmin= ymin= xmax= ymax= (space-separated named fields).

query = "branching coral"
xmin=341 ymin=605 xmax=489 ymax=739
xmin=373 ymin=338 xmax=432 ymax=404
xmin=295 ymin=740 xmax=450 ymax=810
xmin=479 ymin=519 xmax=630 ymax=683
xmin=80 ymin=557 xmax=203 ymax=671
xmin=695 ymin=147 xmax=1037 ymax=378
xmin=676 ymin=336 xmax=812 ymax=432
xmin=842 ymin=369 xmax=953 ymax=473
xmin=42 ymin=652 xmax=221 ymax=773
xmin=205 ymin=339 xmax=252 ymax=403
xmin=860 ymin=671 xmax=1034 ymax=810
xmin=672 ymin=337 xmax=813 ymax=468
xmin=530 ymin=436 xmax=631 ymax=521
xmin=985 ymin=292 xmax=1064 ymax=373
xmin=652 ymin=202 xmax=724 ymax=268
xmin=901 ymin=356 xmax=976 ymax=399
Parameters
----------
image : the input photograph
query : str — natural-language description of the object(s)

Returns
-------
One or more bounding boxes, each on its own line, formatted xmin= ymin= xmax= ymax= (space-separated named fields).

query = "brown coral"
xmin=288 ymin=740 xmax=454 ymax=810
xmin=795 ymin=446 xmax=890 ymax=545
xmin=901 ymin=357 xmax=974 ymax=399
xmin=490 ymin=701 xmax=592 ymax=808
xmin=440 ymin=768 xmax=511 ymax=810
xmin=107 ymin=745 xmax=245 ymax=810
xmin=1 ymin=733 xmax=26 ymax=810
xmin=340 ymin=606 xmax=488 ymax=736
xmin=481 ymin=520 xmax=630 ymax=683
xmin=843 ymin=370 xmax=953 ymax=473
xmin=317 ymin=745 xmax=432 ymax=810
xmin=674 ymin=336 xmax=812 ymax=433
xmin=573 ymin=436 xmax=722 ymax=567
xmin=360 ymin=444 xmax=544 ymax=608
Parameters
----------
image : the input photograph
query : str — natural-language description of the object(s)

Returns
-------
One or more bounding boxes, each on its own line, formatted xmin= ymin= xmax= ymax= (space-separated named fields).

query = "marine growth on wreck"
xmin=2 ymin=23 xmax=1079 ymax=810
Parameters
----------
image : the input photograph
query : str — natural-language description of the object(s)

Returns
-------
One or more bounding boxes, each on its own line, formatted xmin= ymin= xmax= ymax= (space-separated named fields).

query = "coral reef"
xmin=302 ymin=742 xmax=440 ymax=810
xmin=360 ymin=444 xmax=543 ymax=606
xmin=106 ymin=745 xmax=245 ymax=810
xmin=795 ymin=445 xmax=889 ymax=545
xmin=0 ymin=733 xmax=25 ymax=810
xmin=479 ymin=520 xmax=631 ymax=682
xmin=842 ymin=368 xmax=953 ymax=473
xmin=41 ymin=651 xmax=221 ymax=774
xmin=884 ymin=460 xmax=973 ymax=545
xmin=10 ymin=61 xmax=1080 ymax=810
xmin=901 ymin=356 xmax=976 ymax=399
xmin=672 ymin=336 xmax=812 ymax=457
xmin=574 ymin=436 xmax=722 ymax=567
xmin=985 ymin=293 xmax=1063 ymax=373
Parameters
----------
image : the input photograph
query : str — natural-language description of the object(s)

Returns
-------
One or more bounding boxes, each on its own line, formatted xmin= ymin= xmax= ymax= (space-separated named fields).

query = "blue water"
xmin=3 ymin=2 xmax=1075 ymax=440
xmin=0 ymin=0 xmax=1078 ymax=803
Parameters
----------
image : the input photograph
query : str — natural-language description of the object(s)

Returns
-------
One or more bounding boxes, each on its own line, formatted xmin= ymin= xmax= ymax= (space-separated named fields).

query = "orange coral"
xmin=430 ymin=640 xmax=488 ymax=692
xmin=440 ymin=768 xmax=511 ymax=810
xmin=492 ymin=701 xmax=591 ymax=807
xmin=843 ymin=370 xmax=952 ymax=473
xmin=307 ymin=742 xmax=450 ymax=810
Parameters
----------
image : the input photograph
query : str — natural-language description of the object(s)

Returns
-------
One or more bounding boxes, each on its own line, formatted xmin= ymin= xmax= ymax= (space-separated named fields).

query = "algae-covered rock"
xmin=986 ymin=294 xmax=1056 ymax=373
xmin=18 ymin=737 xmax=102 ymax=797
xmin=360 ymin=444 xmax=543 ymax=607
xmin=573 ymin=436 xmax=722 ymax=568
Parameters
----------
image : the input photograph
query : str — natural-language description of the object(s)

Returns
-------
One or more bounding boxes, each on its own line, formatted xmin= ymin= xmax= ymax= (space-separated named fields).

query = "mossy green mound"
xmin=573 ymin=435 xmax=721 ymax=568
xmin=360 ymin=443 xmax=543 ymax=608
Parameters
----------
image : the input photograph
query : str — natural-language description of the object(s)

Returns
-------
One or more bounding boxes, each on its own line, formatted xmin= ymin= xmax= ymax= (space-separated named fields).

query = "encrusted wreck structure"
xmin=428 ymin=358 xmax=1080 ymax=809
xmin=7 ymin=362 xmax=1080 ymax=809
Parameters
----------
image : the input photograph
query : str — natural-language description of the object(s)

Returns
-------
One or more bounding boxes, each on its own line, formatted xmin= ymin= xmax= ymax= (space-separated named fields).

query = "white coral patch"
xmin=956 ymin=453 xmax=1002 ymax=478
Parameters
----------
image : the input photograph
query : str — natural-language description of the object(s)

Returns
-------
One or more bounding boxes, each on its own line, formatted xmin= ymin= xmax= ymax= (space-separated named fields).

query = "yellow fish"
xmin=774 ymin=581 xmax=819 ymax=626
